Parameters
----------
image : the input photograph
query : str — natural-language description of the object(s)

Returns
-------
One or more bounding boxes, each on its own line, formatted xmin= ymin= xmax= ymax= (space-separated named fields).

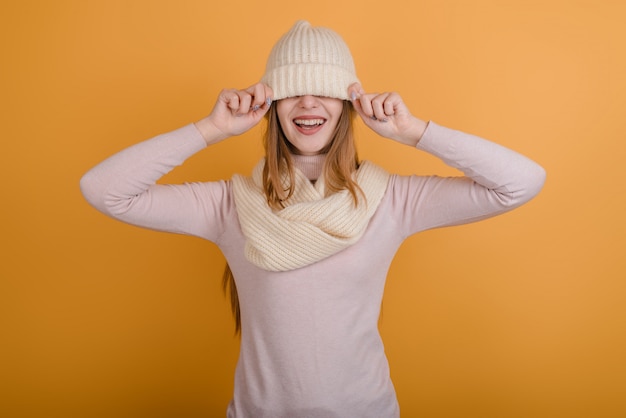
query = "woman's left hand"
xmin=348 ymin=83 xmax=428 ymax=147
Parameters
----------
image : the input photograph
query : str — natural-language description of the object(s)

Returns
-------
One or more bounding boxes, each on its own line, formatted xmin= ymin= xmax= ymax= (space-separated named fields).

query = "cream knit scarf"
xmin=231 ymin=159 xmax=390 ymax=271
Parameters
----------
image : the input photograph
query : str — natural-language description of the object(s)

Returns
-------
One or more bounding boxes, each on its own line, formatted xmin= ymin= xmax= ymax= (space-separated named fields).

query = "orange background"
xmin=2 ymin=1 xmax=625 ymax=417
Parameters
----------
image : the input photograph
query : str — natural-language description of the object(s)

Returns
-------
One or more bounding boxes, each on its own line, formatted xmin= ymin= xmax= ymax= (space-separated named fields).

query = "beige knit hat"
xmin=261 ymin=20 xmax=360 ymax=101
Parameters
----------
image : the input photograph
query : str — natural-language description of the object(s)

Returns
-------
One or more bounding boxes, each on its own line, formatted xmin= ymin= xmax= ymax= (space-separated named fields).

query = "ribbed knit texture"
xmin=261 ymin=20 xmax=360 ymax=100
xmin=232 ymin=159 xmax=390 ymax=271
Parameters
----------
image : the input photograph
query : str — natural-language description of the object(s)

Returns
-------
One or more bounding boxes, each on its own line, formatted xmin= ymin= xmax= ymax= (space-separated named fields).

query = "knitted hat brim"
xmin=262 ymin=63 xmax=360 ymax=101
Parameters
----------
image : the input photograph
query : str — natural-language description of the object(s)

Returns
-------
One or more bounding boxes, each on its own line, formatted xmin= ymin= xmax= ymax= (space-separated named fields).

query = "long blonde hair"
xmin=223 ymin=100 xmax=361 ymax=334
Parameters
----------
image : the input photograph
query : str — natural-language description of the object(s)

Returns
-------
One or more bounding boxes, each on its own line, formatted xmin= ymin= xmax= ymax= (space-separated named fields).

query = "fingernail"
xmin=370 ymin=115 xmax=377 ymax=121
xmin=350 ymin=91 xmax=357 ymax=101
xmin=381 ymin=118 xmax=388 ymax=123
xmin=252 ymin=104 xmax=260 ymax=111
xmin=266 ymin=97 xmax=273 ymax=107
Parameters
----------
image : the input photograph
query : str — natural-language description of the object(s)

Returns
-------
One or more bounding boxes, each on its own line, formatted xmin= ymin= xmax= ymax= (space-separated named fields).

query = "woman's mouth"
xmin=293 ymin=118 xmax=326 ymax=135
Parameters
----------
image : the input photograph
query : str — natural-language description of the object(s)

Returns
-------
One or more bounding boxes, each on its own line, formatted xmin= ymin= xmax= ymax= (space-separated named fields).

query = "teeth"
xmin=294 ymin=119 xmax=325 ymax=126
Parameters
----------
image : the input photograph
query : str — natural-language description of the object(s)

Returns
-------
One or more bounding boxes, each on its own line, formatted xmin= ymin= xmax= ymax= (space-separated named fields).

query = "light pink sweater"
xmin=80 ymin=122 xmax=545 ymax=418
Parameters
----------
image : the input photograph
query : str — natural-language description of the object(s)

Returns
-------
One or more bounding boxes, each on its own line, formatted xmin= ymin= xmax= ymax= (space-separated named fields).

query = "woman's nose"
xmin=298 ymin=95 xmax=319 ymax=108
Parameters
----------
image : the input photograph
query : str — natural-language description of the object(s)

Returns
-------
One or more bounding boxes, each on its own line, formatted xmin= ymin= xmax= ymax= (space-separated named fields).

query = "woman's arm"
xmin=80 ymin=83 xmax=274 ymax=239
xmin=348 ymin=83 xmax=546 ymax=234
xmin=79 ymin=124 xmax=227 ymax=239
xmin=393 ymin=122 xmax=546 ymax=235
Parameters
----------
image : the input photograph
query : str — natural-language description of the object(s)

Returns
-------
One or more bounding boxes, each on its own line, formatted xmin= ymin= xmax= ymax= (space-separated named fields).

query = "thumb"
xmin=348 ymin=83 xmax=369 ymax=121
xmin=348 ymin=82 xmax=365 ymax=101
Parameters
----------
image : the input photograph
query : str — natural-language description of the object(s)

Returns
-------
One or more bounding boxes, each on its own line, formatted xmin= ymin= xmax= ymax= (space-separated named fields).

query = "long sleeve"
xmin=79 ymin=124 xmax=231 ymax=242
xmin=390 ymin=122 xmax=546 ymax=236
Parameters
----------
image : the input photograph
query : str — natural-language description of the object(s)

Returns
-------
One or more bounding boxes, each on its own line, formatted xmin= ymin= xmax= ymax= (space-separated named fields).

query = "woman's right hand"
xmin=195 ymin=83 xmax=274 ymax=145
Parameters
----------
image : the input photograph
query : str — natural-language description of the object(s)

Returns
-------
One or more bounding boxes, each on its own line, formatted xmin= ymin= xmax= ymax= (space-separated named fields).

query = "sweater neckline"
xmin=291 ymin=154 xmax=325 ymax=181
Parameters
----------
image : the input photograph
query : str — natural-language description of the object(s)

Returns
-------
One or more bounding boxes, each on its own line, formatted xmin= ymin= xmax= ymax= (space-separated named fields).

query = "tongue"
xmin=295 ymin=122 xmax=323 ymax=135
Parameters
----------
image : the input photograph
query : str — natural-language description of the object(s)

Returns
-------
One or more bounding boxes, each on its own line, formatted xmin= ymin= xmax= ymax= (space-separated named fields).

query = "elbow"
xmin=499 ymin=163 xmax=547 ymax=208
xmin=79 ymin=170 xmax=97 ymax=206
xmin=79 ymin=169 xmax=108 ymax=213
xmin=526 ymin=163 xmax=547 ymax=201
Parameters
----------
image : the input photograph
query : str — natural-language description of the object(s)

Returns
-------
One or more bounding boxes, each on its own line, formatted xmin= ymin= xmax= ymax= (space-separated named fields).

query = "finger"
xmin=348 ymin=82 xmax=364 ymax=101
xmin=262 ymin=84 xmax=274 ymax=108
xmin=220 ymin=89 xmax=241 ymax=112
xmin=350 ymin=91 xmax=366 ymax=118
xmin=236 ymin=90 xmax=253 ymax=115
xmin=243 ymin=83 xmax=274 ymax=113
xmin=353 ymin=96 xmax=384 ymax=127
xmin=357 ymin=93 xmax=375 ymax=119
xmin=371 ymin=93 xmax=392 ymax=121
xmin=383 ymin=93 xmax=398 ymax=117
xmin=245 ymin=83 xmax=266 ymax=111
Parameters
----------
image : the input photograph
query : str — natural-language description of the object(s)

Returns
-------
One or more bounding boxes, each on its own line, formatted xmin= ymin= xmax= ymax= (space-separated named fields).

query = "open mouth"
xmin=293 ymin=118 xmax=326 ymax=130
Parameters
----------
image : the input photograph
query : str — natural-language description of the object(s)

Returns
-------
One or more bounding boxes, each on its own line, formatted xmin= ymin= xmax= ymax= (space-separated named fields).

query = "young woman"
xmin=81 ymin=20 xmax=545 ymax=418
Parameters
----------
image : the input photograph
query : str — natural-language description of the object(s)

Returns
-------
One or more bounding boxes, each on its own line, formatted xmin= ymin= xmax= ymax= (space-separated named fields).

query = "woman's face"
xmin=276 ymin=95 xmax=344 ymax=155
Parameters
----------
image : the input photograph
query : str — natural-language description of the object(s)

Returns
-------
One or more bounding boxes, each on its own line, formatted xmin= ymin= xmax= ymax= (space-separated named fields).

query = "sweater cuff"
xmin=177 ymin=123 xmax=209 ymax=152
xmin=415 ymin=121 xmax=452 ymax=154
